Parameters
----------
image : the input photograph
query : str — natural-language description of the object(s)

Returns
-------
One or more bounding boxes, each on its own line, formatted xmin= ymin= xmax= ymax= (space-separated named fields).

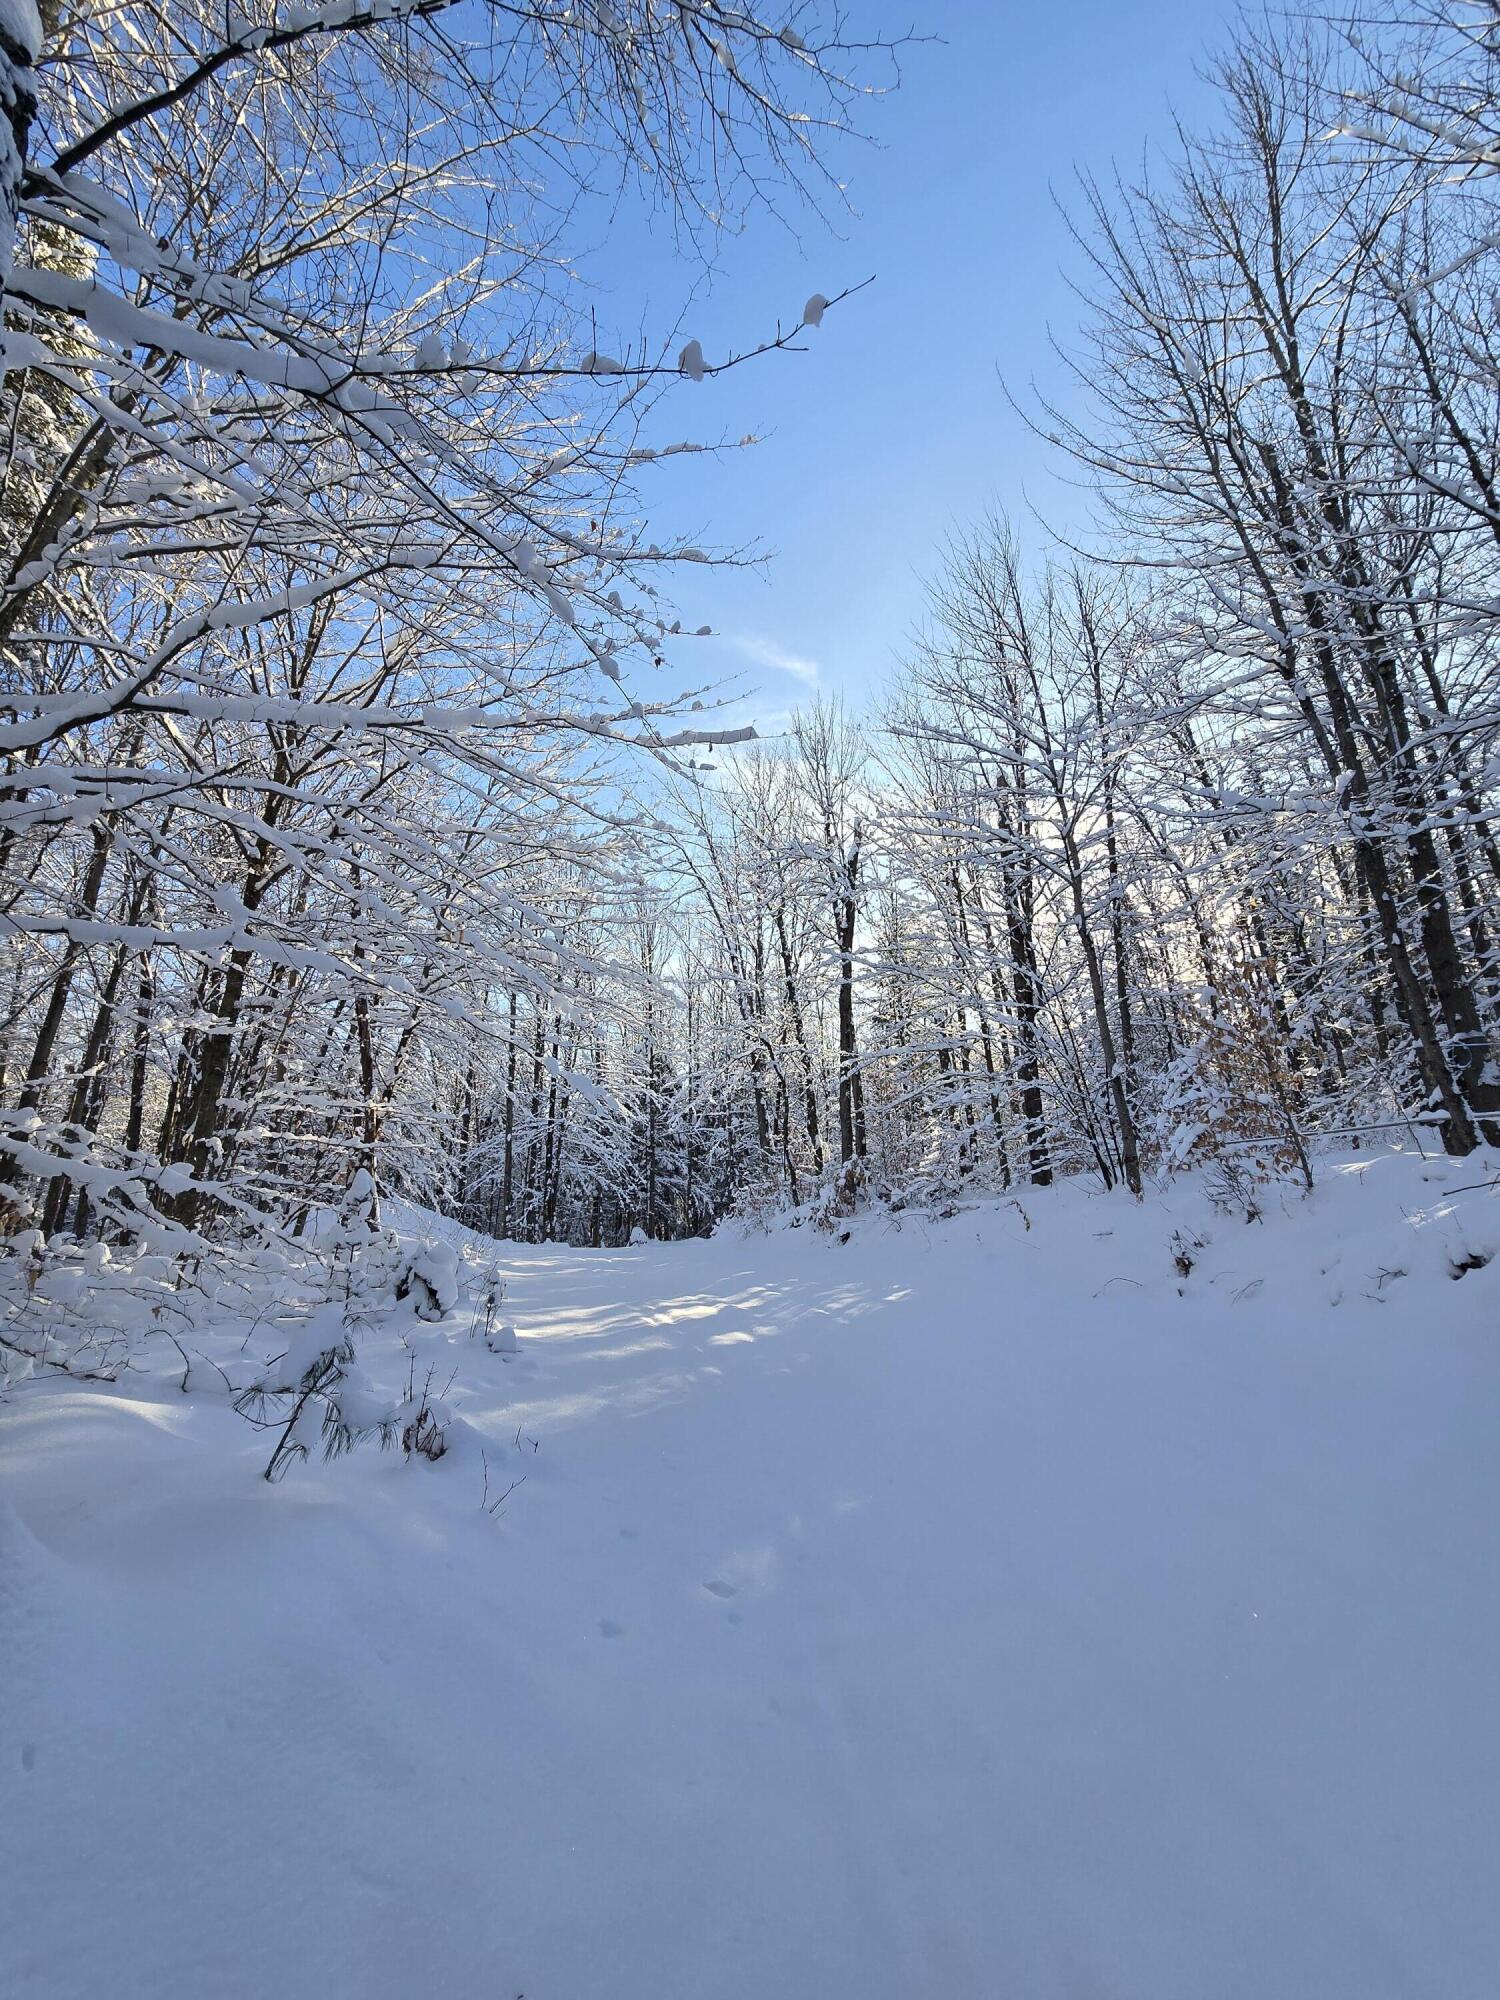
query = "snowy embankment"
xmin=2 ymin=1152 xmax=1498 ymax=2000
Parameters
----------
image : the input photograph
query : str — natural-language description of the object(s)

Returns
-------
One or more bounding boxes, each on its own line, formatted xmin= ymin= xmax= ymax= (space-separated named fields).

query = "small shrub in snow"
xmin=1170 ymin=1229 xmax=1203 ymax=1283
xmin=400 ymin=1399 xmax=449 ymax=1462
xmin=240 ymin=1309 xmax=402 ymax=1480
xmin=0 ymin=1231 xmax=187 ymax=1386
xmin=239 ymin=1318 xmax=473 ymax=1480
xmin=393 ymin=1352 xmax=489 ymax=1467
xmin=1204 ymin=1157 xmax=1269 ymax=1224
xmin=394 ymin=1241 xmax=461 ymax=1320
xmin=475 ymin=1269 xmax=517 ymax=1354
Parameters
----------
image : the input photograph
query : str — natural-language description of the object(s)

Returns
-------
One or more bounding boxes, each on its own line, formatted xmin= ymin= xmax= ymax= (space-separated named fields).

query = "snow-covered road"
xmin=3 ymin=1156 xmax=1498 ymax=1998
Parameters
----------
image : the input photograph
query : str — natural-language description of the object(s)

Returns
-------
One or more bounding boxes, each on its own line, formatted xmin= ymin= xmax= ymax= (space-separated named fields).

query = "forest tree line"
xmin=3 ymin=3 xmax=1500 ymax=1255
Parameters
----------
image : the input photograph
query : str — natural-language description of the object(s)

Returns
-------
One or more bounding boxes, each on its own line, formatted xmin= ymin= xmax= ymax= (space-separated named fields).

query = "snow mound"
xmin=396 ymin=1240 xmax=461 ymax=1319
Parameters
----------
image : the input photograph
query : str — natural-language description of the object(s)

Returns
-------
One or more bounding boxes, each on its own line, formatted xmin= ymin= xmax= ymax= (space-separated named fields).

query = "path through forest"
xmin=3 ymin=1156 xmax=1498 ymax=1998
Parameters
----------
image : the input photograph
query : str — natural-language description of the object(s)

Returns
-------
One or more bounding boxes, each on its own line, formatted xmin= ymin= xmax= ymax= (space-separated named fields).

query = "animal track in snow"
xmin=702 ymin=1578 xmax=738 ymax=1599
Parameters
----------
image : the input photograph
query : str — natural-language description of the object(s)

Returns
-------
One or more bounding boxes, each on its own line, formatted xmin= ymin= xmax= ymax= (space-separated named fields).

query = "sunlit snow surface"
xmin=2 ymin=1151 xmax=1497 ymax=1998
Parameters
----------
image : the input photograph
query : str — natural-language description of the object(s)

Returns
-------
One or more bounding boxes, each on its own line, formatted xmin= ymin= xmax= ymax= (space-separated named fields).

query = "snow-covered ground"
xmin=3 ymin=1152 xmax=1498 ymax=1999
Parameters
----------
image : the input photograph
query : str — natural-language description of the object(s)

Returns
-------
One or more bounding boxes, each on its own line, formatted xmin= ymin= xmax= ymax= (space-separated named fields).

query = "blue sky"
xmin=581 ymin=1 xmax=1239 ymax=733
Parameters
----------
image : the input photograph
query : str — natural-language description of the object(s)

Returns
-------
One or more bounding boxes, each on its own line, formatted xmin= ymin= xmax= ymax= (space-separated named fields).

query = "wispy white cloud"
xmin=727 ymin=631 xmax=821 ymax=688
